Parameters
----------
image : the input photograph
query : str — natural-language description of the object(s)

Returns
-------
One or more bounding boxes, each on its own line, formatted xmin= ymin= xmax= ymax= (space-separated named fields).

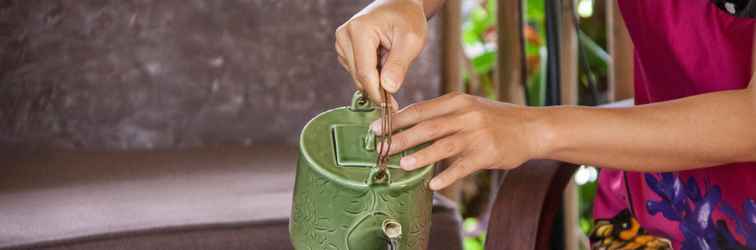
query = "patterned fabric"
xmin=644 ymin=173 xmax=755 ymax=249
xmin=590 ymin=209 xmax=672 ymax=250
xmin=593 ymin=0 xmax=756 ymax=249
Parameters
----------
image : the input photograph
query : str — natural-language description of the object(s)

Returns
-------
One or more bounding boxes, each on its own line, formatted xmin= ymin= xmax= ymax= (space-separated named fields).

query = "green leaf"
xmin=463 ymin=29 xmax=481 ymax=45
xmin=526 ymin=47 xmax=547 ymax=106
xmin=462 ymin=217 xmax=484 ymax=250
xmin=526 ymin=0 xmax=545 ymax=23
xmin=463 ymin=217 xmax=479 ymax=231
xmin=463 ymin=238 xmax=484 ymax=250
xmin=580 ymin=218 xmax=594 ymax=235
xmin=471 ymin=51 xmax=496 ymax=75
xmin=462 ymin=0 xmax=497 ymax=46
xmin=578 ymin=31 xmax=609 ymax=65
xmin=525 ymin=42 xmax=538 ymax=55
xmin=483 ymin=75 xmax=496 ymax=100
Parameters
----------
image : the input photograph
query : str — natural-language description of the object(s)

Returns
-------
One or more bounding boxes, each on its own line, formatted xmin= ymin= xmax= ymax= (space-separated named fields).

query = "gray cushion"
xmin=0 ymin=146 xmax=462 ymax=250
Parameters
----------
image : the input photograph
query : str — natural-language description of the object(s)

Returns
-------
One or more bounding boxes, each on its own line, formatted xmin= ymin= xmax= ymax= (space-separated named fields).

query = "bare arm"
xmin=543 ymin=80 xmax=756 ymax=172
xmin=544 ymin=31 xmax=756 ymax=172
xmin=374 ymin=77 xmax=756 ymax=191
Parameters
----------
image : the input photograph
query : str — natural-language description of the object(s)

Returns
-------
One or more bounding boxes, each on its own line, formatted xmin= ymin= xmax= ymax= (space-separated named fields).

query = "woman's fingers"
xmin=372 ymin=92 xmax=475 ymax=135
xmin=335 ymin=29 xmax=361 ymax=90
xmin=380 ymin=33 xmax=425 ymax=93
xmin=399 ymin=133 xmax=467 ymax=170
xmin=337 ymin=33 xmax=399 ymax=110
xmin=335 ymin=0 xmax=429 ymax=104
xmin=350 ymin=24 xmax=383 ymax=104
xmin=385 ymin=114 xmax=462 ymax=155
xmin=429 ymin=153 xmax=488 ymax=191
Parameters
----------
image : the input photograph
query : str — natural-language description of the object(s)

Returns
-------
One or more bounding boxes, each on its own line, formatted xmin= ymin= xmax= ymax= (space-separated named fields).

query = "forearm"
xmin=538 ymin=87 xmax=756 ymax=172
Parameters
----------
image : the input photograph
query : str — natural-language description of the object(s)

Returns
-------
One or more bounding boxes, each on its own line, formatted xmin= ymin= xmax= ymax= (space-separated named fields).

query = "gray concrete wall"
xmin=0 ymin=0 xmax=441 ymax=150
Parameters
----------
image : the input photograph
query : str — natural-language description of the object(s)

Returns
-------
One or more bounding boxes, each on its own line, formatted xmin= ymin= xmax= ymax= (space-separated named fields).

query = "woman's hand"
xmin=372 ymin=92 xmax=551 ymax=191
xmin=335 ymin=0 xmax=428 ymax=105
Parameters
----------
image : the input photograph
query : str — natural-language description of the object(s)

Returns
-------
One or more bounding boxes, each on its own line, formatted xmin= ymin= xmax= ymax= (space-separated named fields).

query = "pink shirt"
xmin=593 ymin=0 xmax=755 ymax=249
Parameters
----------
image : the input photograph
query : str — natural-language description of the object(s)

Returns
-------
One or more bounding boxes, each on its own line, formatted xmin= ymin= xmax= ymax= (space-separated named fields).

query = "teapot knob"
xmin=350 ymin=91 xmax=374 ymax=112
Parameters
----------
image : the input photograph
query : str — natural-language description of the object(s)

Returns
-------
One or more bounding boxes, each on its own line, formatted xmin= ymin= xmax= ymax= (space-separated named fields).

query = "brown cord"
xmin=375 ymin=88 xmax=393 ymax=179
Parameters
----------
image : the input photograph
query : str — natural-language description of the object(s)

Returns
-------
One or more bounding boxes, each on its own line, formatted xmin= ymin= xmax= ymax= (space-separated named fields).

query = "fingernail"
xmin=400 ymin=156 xmax=416 ymax=170
xmin=429 ymin=178 xmax=441 ymax=190
xmin=383 ymin=78 xmax=397 ymax=92
xmin=370 ymin=120 xmax=382 ymax=134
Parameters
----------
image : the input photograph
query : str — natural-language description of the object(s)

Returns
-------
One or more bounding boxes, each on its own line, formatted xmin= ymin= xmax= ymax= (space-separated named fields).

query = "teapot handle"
xmin=350 ymin=91 xmax=375 ymax=112
xmin=367 ymin=167 xmax=391 ymax=185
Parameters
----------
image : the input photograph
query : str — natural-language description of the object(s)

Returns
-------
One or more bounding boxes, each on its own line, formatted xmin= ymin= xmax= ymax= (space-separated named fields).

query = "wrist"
xmin=525 ymin=107 xmax=565 ymax=160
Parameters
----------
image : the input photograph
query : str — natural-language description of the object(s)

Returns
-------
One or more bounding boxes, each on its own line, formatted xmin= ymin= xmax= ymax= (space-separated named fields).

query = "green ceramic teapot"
xmin=290 ymin=91 xmax=434 ymax=250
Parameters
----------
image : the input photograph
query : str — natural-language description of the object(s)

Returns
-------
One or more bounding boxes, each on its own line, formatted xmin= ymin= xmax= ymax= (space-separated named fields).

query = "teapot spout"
xmin=383 ymin=219 xmax=402 ymax=250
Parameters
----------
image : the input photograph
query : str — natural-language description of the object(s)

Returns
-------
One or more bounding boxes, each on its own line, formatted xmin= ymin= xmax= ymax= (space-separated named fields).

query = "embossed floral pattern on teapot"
xmin=290 ymin=92 xmax=434 ymax=250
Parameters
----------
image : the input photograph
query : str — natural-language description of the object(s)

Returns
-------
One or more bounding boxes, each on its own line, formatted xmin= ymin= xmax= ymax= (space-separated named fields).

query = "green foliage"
xmin=525 ymin=0 xmax=545 ymax=24
xmin=580 ymin=217 xmax=594 ymax=236
xmin=526 ymin=48 xmax=547 ymax=106
xmin=471 ymin=51 xmax=497 ymax=75
xmin=462 ymin=0 xmax=496 ymax=46
xmin=577 ymin=31 xmax=609 ymax=92
xmin=463 ymin=218 xmax=486 ymax=250
xmin=461 ymin=0 xmax=498 ymax=99
xmin=524 ymin=0 xmax=546 ymax=106
xmin=578 ymin=177 xmax=598 ymax=235
xmin=464 ymin=237 xmax=485 ymax=250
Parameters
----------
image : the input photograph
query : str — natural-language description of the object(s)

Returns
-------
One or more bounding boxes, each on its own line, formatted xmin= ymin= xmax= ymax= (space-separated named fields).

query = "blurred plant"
xmin=458 ymin=0 xmax=610 ymax=249
xmin=461 ymin=0 xmax=498 ymax=100
xmin=575 ymin=166 xmax=598 ymax=236
xmin=459 ymin=1 xmax=549 ymax=249
xmin=460 ymin=0 xmax=548 ymax=105
xmin=463 ymin=217 xmax=486 ymax=250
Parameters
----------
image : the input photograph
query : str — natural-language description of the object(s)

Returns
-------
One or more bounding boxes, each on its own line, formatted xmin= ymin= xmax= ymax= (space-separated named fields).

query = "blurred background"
xmin=0 ymin=1 xmax=634 ymax=250
xmin=441 ymin=0 xmax=630 ymax=249
xmin=0 ymin=0 xmax=442 ymax=149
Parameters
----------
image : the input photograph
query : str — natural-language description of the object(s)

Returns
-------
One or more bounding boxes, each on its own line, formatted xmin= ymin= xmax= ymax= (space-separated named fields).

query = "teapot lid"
xmin=299 ymin=92 xmax=433 ymax=191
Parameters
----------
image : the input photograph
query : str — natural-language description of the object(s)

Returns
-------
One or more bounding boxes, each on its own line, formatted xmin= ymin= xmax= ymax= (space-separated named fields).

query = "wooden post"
xmin=607 ymin=0 xmax=634 ymax=101
xmin=442 ymin=0 xmax=463 ymax=95
xmin=559 ymin=0 xmax=579 ymax=249
xmin=492 ymin=0 xmax=525 ymax=220
xmin=560 ymin=0 xmax=578 ymax=106
xmin=439 ymin=0 xmax=464 ymax=202
xmin=496 ymin=0 xmax=526 ymax=104
xmin=485 ymin=0 xmax=526 ymax=240
xmin=563 ymin=180 xmax=579 ymax=250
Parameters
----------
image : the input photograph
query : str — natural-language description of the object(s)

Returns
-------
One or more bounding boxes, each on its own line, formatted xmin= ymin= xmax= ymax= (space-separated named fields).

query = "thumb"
xmin=380 ymin=34 xmax=424 ymax=93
